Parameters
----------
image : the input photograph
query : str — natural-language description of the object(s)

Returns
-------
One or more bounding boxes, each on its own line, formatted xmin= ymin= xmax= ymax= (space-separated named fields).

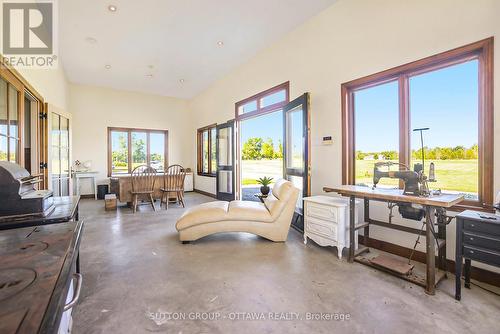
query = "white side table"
xmin=73 ymin=171 xmax=98 ymax=200
xmin=303 ymin=195 xmax=360 ymax=259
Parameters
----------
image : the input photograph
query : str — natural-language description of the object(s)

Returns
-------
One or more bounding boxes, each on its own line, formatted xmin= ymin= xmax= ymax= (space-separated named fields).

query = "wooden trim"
xmin=107 ymin=127 xmax=169 ymax=177
xmin=341 ymin=37 xmax=494 ymax=208
xmin=196 ymin=124 xmax=217 ymax=176
xmin=359 ymin=235 xmax=500 ymax=288
xmin=235 ymin=81 xmax=290 ymax=121
xmin=193 ymin=188 xmax=217 ymax=198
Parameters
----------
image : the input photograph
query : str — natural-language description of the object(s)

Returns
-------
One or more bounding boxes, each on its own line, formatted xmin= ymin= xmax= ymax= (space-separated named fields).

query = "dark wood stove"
xmin=0 ymin=221 xmax=84 ymax=334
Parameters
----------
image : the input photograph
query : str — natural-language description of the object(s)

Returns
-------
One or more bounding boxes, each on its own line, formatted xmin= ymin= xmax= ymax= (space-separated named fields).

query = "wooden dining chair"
xmin=160 ymin=164 xmax=186 ymax=209
xmin=130 ymin=165 xmax=157 ymax=213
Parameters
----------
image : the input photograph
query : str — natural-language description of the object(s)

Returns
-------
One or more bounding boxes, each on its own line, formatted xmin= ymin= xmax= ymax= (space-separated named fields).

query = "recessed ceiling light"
xmin=108 ymin=5 xmax=117 ymax=12
xmin=105 ymin=64 xmax=112 ymax=69
xmin=85 ymin=37 xmax=97 ymax=44
xmin=179 ymin=79 xmax=185 ymax=83
xmin=217 ymin=41 xmax=224 ymax=46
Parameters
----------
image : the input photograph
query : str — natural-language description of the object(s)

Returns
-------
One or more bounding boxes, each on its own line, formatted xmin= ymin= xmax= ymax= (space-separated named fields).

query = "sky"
xmin=355 ymin=59 xmax=479 ymax=152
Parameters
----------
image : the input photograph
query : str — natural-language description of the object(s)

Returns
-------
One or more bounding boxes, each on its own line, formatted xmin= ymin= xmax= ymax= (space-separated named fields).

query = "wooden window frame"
xmin=107 ymin=127 xmax=168 ymax=176
xmin=341 ymin=38 xmax=494 ymax=211
xmin=235 ymin=81 xmax=290 ymax=121
xmin=197 ymin=124 xmax=217 ymax=177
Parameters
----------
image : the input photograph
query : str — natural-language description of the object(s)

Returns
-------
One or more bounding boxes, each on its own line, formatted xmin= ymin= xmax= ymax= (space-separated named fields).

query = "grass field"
xmin=356 ymin=159 xmax=478 ymax=195
xmin=241 ymin=159 xmax=282 ymax=186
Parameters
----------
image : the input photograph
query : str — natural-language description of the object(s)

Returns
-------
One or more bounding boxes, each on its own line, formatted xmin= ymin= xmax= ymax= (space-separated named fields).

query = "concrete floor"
xmin=72 ymin=193 xmax=500 ymax=334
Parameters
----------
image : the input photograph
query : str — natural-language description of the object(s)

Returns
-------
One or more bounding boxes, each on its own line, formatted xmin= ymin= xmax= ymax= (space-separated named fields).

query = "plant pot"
xmin=260 ymin=186 xmax=270 ymax=196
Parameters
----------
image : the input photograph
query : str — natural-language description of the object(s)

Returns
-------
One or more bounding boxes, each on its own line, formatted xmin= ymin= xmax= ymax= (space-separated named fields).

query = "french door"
xmin=283 ymin=93 xmax=310 ymax=231
xmin=50 ymin=110 xmax=71 ymax=196
xmin=216 ymin=120 xmax=235 ymax=201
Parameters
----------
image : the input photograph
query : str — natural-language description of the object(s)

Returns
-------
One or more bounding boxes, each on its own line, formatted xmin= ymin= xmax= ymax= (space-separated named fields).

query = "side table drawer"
xmin=463 ymin=232 xmax=500 ymax=252
xmin=306 ymin=202 xmax=338 ymax=222
xmin=306 ymin=217 xmax=337 ymax=240
xmin=463 ymin=219 xmax=500 ymax=237
xmin=463 ymin=246 xmax=500 ymax=266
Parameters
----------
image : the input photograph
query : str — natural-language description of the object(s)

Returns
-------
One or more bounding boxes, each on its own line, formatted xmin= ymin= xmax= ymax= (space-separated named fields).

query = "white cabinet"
xmin=303 ymin=196 xmax=359 ymax=259
xmin=184 ymin=172 xmax=194 ymax=192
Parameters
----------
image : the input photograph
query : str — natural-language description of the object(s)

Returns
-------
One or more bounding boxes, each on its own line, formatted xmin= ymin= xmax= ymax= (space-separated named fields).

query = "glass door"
xmin=216 ymin=120 xmax=235 ymax=201
xmin=283 ymin=93 xmax=310 ymax=231
xmin=51 ymin=113 xmax=70 ymax=196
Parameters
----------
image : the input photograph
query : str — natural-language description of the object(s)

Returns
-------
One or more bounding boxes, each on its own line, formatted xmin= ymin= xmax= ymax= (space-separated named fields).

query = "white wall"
xmin=17 ymin=66 xmax=69 ymax=111
xmin=188 ymin=0 xmax=500 ymax=269
xmin=70 ymin=83 xmax=192 ymax=188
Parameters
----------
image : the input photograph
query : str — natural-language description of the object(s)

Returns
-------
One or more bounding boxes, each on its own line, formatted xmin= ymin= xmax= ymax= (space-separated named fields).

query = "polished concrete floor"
xmin=73 ymin=193 xmax=500 ymax=334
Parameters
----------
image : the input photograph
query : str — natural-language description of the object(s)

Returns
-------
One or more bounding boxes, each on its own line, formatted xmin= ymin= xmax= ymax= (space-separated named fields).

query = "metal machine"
xmin=0 ymin=161 xmax=54 ymax=218
xmin=372 ymin=128 xmax=439 ymax=221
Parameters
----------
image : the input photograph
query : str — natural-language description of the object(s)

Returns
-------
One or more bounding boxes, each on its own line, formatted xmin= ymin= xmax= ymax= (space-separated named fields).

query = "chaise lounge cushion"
xmin=176 ymin=201 xmax=229 ymax=229
xmin=227 ymin=201 xmax=273 ymax=222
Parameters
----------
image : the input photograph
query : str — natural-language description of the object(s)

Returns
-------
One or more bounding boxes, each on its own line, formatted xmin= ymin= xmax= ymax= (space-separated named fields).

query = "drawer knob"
xmin=469 ymin=237 xmax=474 ymax=241
xmin=469 ymin=250 xmax=474 ymax=254
xmin=470 ymin=224 xmax=475 ymax=227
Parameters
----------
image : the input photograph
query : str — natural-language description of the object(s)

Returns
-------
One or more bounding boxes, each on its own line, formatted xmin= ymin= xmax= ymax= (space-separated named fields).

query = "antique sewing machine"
xmin=372 ymin=128 xmax=439 ymax=221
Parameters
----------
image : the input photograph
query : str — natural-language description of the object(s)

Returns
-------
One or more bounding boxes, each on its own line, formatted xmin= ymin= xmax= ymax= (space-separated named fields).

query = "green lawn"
xmin=356 ymin=159 xmax=478 ymax=194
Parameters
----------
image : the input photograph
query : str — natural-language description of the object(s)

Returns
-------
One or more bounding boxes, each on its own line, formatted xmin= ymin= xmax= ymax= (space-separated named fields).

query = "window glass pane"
xmin=0 ymin=79 xmax=6 ymax=135
xmin=9 ymin=138 xmax=17 ymax=162
xmin=51 ymin=113 xmax=60 ymax=146
xmin=8 ymin=85 xmax=18 ymax=138
xmin=286 ymin=105 xmax=304 ymax=170
xmin=261 ymin=89 xmax=286 ymax=108
xmin=218 ymin=127 xmax=232 ymax=166
xmin=354 ymin=81 xmax=399 ymax=188
xmin=150 ymin=132 xmax=165 ymax=172
xmin=211 ymin=128 xmax=217 ymax=173
xmin=51 ymin=142 xmax=60 ymax=176
xmin=202 ymin=130 xmax=209 ymax=173
xmin=111 ymin=131 xmax=129 ymax=174
xmin=52 ymin=180 xmax=60 ymax=196
xmin=410 ymin=60 xmax=479 ymax=199
xmin=61 ymin=148 xmax=69 ymax=176
xmin=0 ymin=136 xmax=7 ymax=161
xmin=60 ymin=116 xmax=69 ymax=148
xmin=131 ymin=132 xmax=147 ymax=169
xmin=238 ymin=100 xmax=257 ymax=114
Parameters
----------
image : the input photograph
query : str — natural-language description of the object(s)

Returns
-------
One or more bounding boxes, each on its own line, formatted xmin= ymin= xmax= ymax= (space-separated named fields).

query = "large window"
xmin=342 ymin=38 xmax=493 ymax=209
xmin=197 ymin=124 xmax=217 ymax=176
xmin=108 ymin=127 xmax=168 ymax=176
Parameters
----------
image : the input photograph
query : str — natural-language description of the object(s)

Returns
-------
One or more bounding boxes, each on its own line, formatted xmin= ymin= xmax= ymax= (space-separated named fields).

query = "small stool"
xmin=105 ymin=194 xmax=117 ymax=211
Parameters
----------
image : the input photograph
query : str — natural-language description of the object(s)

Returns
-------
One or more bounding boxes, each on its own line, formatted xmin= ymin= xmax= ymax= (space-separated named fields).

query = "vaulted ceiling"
xmin=60 ymin=0 xmax=337 ymax=98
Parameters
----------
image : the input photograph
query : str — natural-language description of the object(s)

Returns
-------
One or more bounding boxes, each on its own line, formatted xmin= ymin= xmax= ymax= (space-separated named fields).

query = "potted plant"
xmin=257 ymin=177 xmax=273 ymax=196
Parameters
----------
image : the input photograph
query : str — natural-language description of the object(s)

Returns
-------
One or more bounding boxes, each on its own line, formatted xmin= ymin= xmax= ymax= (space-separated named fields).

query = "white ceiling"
xmin=60 ymin=0 xmax=337 ymax=99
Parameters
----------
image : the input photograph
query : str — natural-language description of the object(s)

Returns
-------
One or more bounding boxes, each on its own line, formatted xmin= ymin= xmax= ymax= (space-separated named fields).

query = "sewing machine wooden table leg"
xmin=425 ymin=206 xmax=436 ymax=295
xmin=348 ymin=195 xmax=356 ymax=263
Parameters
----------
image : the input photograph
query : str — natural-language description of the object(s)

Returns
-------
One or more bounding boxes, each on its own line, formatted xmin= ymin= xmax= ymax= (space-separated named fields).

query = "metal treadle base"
xmin=369 ymin=254 xmax=414 ymax=275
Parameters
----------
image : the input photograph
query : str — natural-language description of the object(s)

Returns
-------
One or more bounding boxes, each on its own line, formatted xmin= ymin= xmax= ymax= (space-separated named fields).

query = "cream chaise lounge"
xmin=175 ymin=179 xmax=299 ymax=242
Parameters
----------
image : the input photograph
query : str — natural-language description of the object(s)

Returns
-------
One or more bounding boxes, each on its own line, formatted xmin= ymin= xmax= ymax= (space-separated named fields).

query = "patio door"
xmin=283 ymin=93 xmax=310 ymax=231
xmin=216 ymin=120 xmax=235 ymax=201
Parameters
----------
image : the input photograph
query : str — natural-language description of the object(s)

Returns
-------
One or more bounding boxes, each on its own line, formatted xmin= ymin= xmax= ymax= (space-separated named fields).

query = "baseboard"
xmin=359 ymin=235 xmax=500 ymax=288
xmin=80 ymin=194 xmax=96 ymax=199
xmin=193 ymin=189 xmax=217 ymax=198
